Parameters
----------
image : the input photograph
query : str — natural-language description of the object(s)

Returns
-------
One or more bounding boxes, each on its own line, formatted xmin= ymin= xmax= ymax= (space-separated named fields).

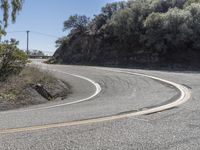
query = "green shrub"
xmin=0 ymin=42 xmax=27 ymax=80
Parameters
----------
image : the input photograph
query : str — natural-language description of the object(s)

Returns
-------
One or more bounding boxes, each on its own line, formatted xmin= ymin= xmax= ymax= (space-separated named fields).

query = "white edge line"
xmin=92 ymin=67 xmax=191 ymax=116
xmin=0 ymin=66 xmax=191 ymax=134
xmin=0 ymin=69 xmax=101 ymax=114
xmin=44 ymin=69 xmax=102 ymax=109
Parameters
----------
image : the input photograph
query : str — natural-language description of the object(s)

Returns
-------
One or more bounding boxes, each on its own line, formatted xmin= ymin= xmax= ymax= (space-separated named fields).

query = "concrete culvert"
xmin=34 ymin=84 xmax=53 ymax=100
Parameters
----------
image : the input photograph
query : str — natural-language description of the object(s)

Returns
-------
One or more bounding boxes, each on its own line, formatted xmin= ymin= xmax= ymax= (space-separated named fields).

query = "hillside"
xmin=52 ymin=0 xmax=200 ymax=69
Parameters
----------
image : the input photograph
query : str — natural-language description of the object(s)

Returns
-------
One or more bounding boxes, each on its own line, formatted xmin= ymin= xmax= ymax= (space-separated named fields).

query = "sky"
xmin=2 ymin=0 xmax=124 ymax=56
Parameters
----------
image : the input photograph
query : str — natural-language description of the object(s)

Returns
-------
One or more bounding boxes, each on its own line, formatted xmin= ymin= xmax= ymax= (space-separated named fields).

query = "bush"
xmin=0 ymin=42 xmax=27 ymax=80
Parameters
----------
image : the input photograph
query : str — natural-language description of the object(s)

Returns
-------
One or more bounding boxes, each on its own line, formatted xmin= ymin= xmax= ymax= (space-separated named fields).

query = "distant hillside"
xmin=52 ymin=0 xmax=200 ymax=68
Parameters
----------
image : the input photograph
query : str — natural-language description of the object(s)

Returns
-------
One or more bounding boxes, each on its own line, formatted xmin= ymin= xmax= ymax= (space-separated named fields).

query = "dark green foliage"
xmin=53 ymin=0 xmax=200 ymax=68
xmin=55 ymin=36 xmax=67 ymax=48
xmin=186 ymin=3 xmax=200 ymax=50
xmin=63 ymin=15 xmax=90 ymax=32
xmin=149 ymin=0 xmax=187 ymax=12
xmin=101 ymin=2 xmax=126 ymax=18
xmin=0 ymin=40 xmax=27 ymax=80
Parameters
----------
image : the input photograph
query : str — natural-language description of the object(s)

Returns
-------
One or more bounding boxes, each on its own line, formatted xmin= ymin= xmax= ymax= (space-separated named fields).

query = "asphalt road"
xmin=0 ymin=59 xmax=199 ymax=150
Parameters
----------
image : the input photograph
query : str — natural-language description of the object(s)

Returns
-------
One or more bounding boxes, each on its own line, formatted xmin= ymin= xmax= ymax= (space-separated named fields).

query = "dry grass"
xmin=0 ymin=66 xmax=57 ymax=102
xmin=20 ymin=67 xmax=56 ymax=85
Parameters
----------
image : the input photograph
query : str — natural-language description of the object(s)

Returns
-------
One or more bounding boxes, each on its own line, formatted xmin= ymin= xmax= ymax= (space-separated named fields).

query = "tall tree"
xmin=63 ymin=15 xmax=90 ymax=32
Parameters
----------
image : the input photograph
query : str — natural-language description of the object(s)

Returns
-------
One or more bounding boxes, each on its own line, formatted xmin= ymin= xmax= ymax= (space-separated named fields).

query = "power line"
xmin=6 ymin=30 xmax=59 ymax=38
xmin=6 ymin=31 xmax=26 ymax=33
xmin=31 ymin=30 xmax=59 ymax=38
xmin=4 ymin=30 xmax=59 ymax=54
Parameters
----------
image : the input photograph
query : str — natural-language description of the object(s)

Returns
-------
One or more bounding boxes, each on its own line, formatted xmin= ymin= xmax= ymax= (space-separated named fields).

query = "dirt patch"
xmin=0 ymin=67 xmax=71 ymax=111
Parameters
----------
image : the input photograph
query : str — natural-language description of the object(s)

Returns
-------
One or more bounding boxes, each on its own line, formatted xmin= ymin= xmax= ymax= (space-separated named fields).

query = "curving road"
xmin=0 ymin=59 xmax=200 ymax=150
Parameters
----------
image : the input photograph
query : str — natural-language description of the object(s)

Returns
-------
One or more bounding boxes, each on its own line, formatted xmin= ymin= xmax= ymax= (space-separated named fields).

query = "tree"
xmin=186 ymin=3 xmax=200 ymax=50
xmin=184 ymin=0 xmax=200 ymax=6
xmin=143 ymin=7 xmax=192 ymax=64
xmin=101 ymin=2 xmax=126 ymax=18
xmin=150 ymin=0 xmax=187 ymax=13
xmin=90 ymin=14 xmax=108 ymax=32
xmin=63 ymin=15 xmax=90 ymax=32
xmin=0 ymin=1 xmax=25 ymax=80
xmin=0 ymin=0 xmax=24 ymax=36
xmin=108 ymin=0 xmax=151 ymax=62
xmin=109 ymin=8 xmax=133 ymax=42
xmin=162 ymin=8 xmax=192 ymax=50
xmin=55 ymin=36 xmax=67 ymax=48
xmin=143 ymin=12 xmax=165 ymax=49
xmin=54 ymin=0 xmax=200 ymax=67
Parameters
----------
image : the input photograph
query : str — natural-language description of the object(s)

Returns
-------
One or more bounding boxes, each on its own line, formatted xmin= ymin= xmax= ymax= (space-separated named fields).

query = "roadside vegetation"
xmin=0 ymin=39 xmax=28 ymax=81
xmin=0 ymin=0 xmax=70 ymax=110
xmin=0 ymin=40 xmax=70 ymax=111
xmin=52 ymin=0 xmax=200 ymax=69
xmin=0 ymin=66 xmax=70 ymax=111
xmin=0 ymin=0 xmax=26 ymax=80
xmin=0 ymin=39 xmax=70 ymax=111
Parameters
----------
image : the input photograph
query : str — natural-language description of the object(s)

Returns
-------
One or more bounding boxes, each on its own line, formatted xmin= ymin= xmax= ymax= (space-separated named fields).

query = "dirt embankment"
xmin=0 ymin=67 xmax=71 ymax=111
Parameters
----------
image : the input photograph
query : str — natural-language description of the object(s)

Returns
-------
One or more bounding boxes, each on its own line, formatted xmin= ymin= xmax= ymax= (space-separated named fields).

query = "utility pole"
xmin=26 ymin=30 xmax=30 ymax=55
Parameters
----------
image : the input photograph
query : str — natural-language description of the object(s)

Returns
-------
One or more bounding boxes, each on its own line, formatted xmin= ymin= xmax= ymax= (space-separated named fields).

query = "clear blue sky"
xmin=2 ymin=0 xmax=124 ymax=55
